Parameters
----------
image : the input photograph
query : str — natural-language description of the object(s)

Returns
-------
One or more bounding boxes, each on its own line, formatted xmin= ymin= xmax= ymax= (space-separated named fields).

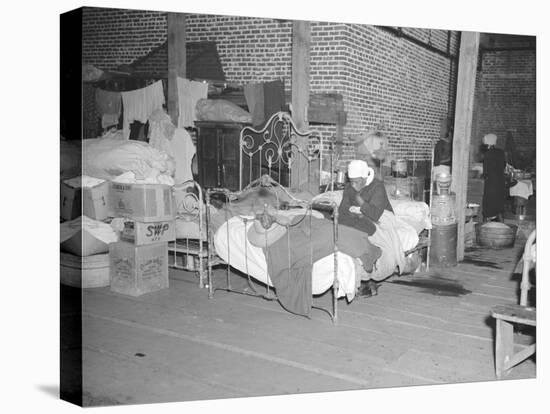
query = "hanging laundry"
xmin=176 ymin=77 xmax=208 ymax=128
xmin=148 ymin=109 xmax=196 ymax=184
xmin=121 ymin=80 xmax=165 ymax=140
xmin=243 ymin=82 xmax=265 ymax=127
xmin=95 ymin=89 xmax=122 ymax=129
xmin=170 ymin=128 xmax=196 ymax=183
xmin=100 ymin=113 xmax=120 ymax=130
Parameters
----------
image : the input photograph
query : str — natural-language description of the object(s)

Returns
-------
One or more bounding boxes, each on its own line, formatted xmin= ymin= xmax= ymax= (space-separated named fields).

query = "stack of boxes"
xmin=60 ymin=176 xmax=113 ymax=288
xmin=108 ymin=183 xmax=176 ymax=296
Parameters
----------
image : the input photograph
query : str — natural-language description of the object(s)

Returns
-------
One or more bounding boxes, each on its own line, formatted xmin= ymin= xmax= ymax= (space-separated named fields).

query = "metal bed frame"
xmin=204 ymin=111 xmax=343 ymax=323
xmin=168 ymin=179 xmax=208 ymax=288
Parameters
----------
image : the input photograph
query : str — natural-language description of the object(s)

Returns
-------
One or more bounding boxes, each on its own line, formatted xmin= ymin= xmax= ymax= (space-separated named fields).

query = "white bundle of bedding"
xmin=83 ymin=134 xmax=175 ymax=181
xmin=312 ymin=190 xmax=431 ymax=235
xmin=63 ymin=175 xmax=106 ymax=188
xmin=389 ymin=198 xmax=432 ymax=233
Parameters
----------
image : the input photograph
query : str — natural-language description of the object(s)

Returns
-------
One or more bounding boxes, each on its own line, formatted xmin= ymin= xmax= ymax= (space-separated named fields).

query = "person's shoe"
xmin=368 ymin=280 xmax=378 ymax=296
xmin=357 ymin=280 xmax=378 ymax=297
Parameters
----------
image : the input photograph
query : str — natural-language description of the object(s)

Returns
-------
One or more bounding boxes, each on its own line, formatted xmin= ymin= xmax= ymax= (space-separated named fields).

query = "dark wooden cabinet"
xmin=195 ymin=121 xmax=249 ymax=191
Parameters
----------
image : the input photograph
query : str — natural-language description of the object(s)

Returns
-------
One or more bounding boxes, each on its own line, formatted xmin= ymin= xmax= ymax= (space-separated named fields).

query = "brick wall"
xmin=338 ymin=26 xmax=458 ymax=164
xmin=81 ymin=8 xmax=460 ymax=166
xmin=82 ymin=7 xmax=167 ymax=70
xmin=471 ymin=49 xmax=536 ymax=169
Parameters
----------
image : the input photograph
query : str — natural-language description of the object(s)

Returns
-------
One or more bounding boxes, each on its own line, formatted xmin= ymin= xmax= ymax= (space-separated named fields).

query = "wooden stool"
xmin=491 ymin=304 xmax=536 ymax=379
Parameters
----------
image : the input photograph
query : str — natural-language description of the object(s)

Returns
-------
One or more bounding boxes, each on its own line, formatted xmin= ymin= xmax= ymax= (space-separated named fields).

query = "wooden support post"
xmin=291 ymin=20 xmax=311 ymax=192
xmin=450 ymin=31 xmax=480 ymax=261
xmin=167 ymin=13 xmax=187 ymax=126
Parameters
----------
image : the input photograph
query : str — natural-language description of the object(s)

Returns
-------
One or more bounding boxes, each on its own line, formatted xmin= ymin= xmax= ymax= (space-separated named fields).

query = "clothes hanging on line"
xmin=121 ymin=80 xmax=165 ymax=140
xmin=95 ymin=89 xmax=122 ymax=129
xmin=176 ymin=77 xmax=208 ymax=128
xmin=148 ymin=109 xmax=196 ymax=184
xmin=170 ymin=128 xmax=196 ymax=184
xmin=100 ymin=113 xmax=120 ymax=130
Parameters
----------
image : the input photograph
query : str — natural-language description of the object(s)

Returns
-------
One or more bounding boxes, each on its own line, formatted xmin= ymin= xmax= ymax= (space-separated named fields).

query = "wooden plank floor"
xmin=77 ymin=235 xmax=536 ymax=406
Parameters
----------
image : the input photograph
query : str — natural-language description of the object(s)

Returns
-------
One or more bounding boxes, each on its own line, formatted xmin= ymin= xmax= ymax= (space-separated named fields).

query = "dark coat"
xmin=338 ymin=179 xmax=393 ymax=235
xmin=482 ymin=147 xmax=506 ymax=218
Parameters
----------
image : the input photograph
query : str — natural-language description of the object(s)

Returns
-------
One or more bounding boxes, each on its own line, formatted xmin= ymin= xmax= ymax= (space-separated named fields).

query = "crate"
xmin=121 ymin=219 xmax=176 ymax=246
xmin=109 ymin=241 xmax=169 ymax=296
xmin=110 ymin=182 xmax=175 ymax=222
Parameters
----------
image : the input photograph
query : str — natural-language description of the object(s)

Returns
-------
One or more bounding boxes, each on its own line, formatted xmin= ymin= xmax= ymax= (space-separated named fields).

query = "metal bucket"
xmin=430 ymin=223 xmax=457 ymax=267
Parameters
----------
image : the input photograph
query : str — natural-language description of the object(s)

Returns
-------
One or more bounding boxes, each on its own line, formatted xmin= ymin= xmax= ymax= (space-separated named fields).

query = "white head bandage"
xmin=347 ymin=160 xmax=374 ymax=185
xmin=483 ymin=133 xmax=497 ymax=146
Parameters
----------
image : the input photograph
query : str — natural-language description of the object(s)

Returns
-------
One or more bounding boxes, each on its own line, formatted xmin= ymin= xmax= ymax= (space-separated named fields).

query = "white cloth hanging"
xmin=176 ymin=77 xmax=208 ymax=128
xmin=121 ymin=80 xmax=165 ymax=140
xmin=148 ymin=109 xmax=196 ymax=184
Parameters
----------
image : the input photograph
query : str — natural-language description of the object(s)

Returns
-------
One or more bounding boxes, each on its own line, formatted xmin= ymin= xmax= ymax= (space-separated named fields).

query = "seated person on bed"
xmin=338 ymin=160 xmax=408 ymax=297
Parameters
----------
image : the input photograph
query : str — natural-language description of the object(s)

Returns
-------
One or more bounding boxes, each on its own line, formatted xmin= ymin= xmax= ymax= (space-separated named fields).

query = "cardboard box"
xmin=61 ymin=178 xmax=111 ymax=221
xmin=60 ymin=181 xmax=81 ymax=221
xmin=110 ymin=182 xmax=175 ymax=222
xmin=83 ymin=180 xmax=111 ymax=221
xmin=121 ymin=219 xmax=176 ymax=245
xmin=109 ymin=241 xmax=169 ymax=296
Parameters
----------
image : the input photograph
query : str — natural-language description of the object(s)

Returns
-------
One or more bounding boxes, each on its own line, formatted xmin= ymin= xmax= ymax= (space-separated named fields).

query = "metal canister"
xmin=392 ymin=159 xmax=408 ymax=178
xmin=335 ymin=170 xmax=346 ymax=184
xmin=431 ymin=193 xmax=457 ymax=225
xmin=429 ymin=223 xmax=458 ymax=267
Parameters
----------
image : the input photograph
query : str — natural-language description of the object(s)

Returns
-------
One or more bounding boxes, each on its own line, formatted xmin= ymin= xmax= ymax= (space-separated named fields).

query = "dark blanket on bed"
xmin=265 ymin=216 xmax=381 ymax=317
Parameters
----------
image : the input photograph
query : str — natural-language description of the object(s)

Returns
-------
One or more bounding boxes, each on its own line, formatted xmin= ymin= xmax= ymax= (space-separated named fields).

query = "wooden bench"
xmin=491 ymin=304 xmax=536 ymax=379
xmin=491 ymin=229 xmax=536 ymax=379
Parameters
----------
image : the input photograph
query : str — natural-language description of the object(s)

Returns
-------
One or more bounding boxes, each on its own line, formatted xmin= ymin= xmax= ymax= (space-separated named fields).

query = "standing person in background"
xmin=432 ymin=117 xmax=453 ymax=192
xmin=433 ymin=118 xmax=453 ymax=174
xmin=482 ymin=133 xmax=506 ymax=222
xmin=434 ymin=127 xmax=453 ymax=168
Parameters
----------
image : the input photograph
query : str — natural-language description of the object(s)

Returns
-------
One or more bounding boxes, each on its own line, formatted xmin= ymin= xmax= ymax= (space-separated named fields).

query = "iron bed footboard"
xmin=204 ymin=183 xmax=341 ymax=324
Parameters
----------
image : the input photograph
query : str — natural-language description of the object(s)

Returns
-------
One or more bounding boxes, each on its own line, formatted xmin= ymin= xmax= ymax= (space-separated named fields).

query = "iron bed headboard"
xmin=239 ymin=111 xmax=323 ymax=191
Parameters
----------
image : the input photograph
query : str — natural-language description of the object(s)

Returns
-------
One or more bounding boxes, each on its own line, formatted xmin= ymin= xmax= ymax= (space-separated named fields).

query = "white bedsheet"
xmin=214 ymin=216 xmax=357 ymax=298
